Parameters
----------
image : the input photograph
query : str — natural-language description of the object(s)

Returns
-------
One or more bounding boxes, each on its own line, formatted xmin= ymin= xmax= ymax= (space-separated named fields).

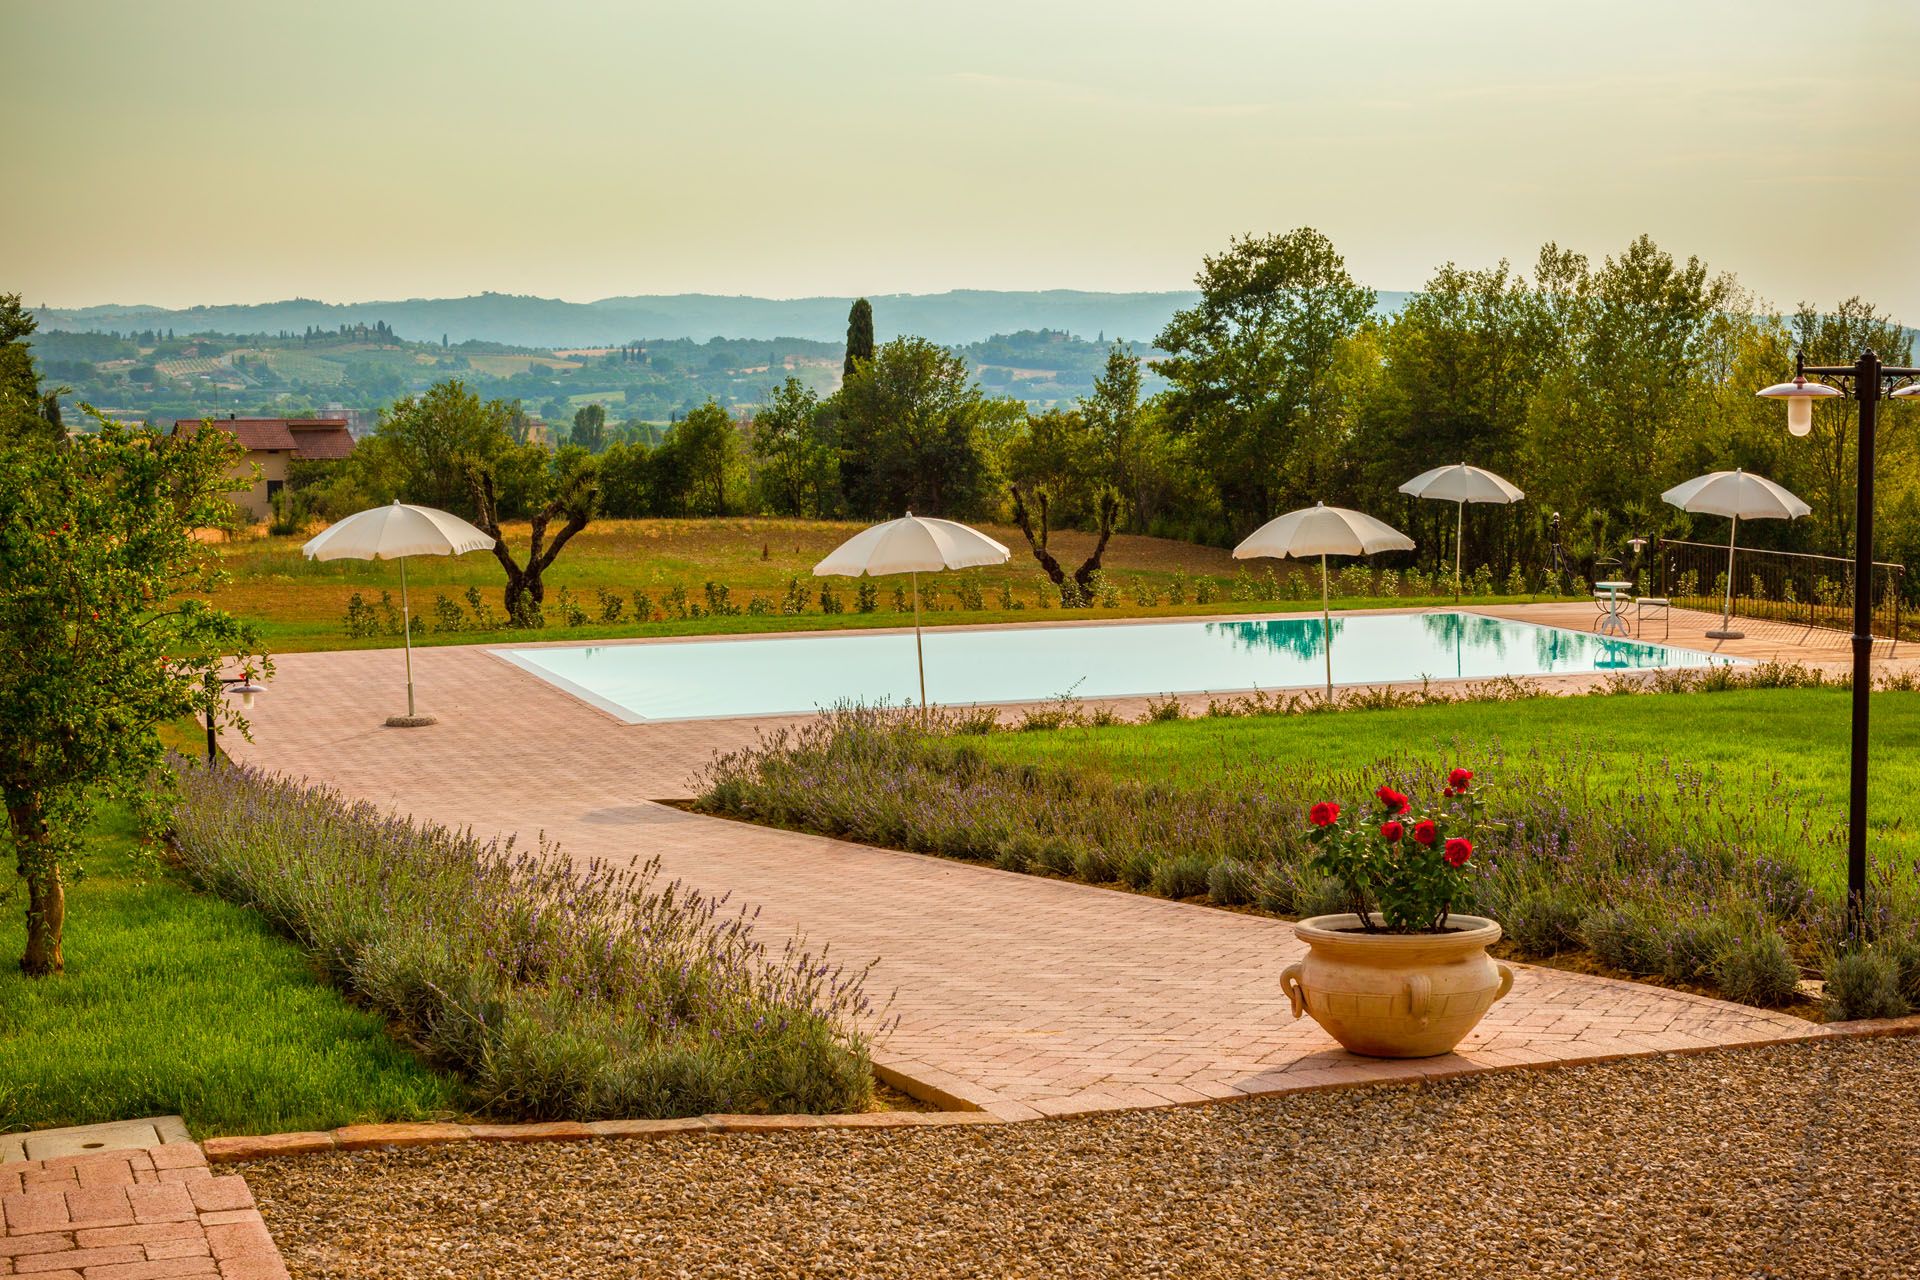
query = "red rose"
xmin=1380 ymin=820 xmax=1404 ymax=843
xmin=1448 ymin=768 xmax=1474 ymax=791
xmin=1309 ymin=801 xmax=1340 ymax=827
xmin=1374 ymin=785 xmax=1410 ymax=814
xmin=1443 ymin=837 xmax=1473 ymax=867
xmin=1412 ymin=819 xmax=1438 ymax=846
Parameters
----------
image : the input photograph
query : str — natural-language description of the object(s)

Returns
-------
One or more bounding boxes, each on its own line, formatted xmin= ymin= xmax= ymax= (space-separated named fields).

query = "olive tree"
xmin=0 ymin=411 xmax=262 ymax=975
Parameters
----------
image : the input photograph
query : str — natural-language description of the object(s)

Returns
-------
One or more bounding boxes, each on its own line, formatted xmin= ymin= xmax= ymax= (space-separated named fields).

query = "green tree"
xmin=371 ymin=380 xmax=514 ymax=516
xmin=750 ymin=378 xmax=835 ymax=516
xmin=1153 ymin=228 xmax=1376 ymax=525
xmin=662 ymin=400 xmax=742 ymax=515
xmin=1082 ymin=343 xmax=1182 ymax=533
xmin=835 ymin=337 xmax=996 ymax=518
xmin=1006 ymin=408 xmax=1098 ymax=523
xmin=571 ymin=402 xmax=608 ymax=453
xmin=0 ymin=292 xmax=64 ymax=445
xmin=843 ymin=298 xmax=874 ymax=380
xmin=1354 ymin=261 xmax=1545 ymax=571
xmin=0 ymin=411 xmax=262 ymax=975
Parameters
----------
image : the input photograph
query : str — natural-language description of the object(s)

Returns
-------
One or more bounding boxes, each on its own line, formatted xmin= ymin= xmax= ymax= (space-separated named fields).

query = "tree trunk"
xmin=23 ymin=869 xmax=64 ymax=976
xmin=11 ymin=799 xmax=63 ymax=976
xmin=1070 ymin=491 xmax=1122 ymax=601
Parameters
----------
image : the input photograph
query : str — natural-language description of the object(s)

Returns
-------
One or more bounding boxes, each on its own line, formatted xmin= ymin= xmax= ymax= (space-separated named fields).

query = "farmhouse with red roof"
xmin=173 ymin=414 xmax=355 ymax=521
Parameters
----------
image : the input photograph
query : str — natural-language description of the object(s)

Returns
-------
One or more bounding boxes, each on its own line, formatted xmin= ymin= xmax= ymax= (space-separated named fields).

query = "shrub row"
xmin=695 ymin=698 xmax=1920 ymax=1014
xmin=169 ymin=763 xmax=877 ymax=1119
xmin=340 ymin=563 xmax=1564 ymax=637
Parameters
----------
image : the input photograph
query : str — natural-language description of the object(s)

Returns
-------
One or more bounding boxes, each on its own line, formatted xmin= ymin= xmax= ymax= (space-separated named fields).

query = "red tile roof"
xmin=286 ymin=420 xmax=355 ymax=460
xmin=174 ymin=417 xmax=355 ymax=460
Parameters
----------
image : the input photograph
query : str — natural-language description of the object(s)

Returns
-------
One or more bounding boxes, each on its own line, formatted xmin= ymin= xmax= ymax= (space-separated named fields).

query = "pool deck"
xmin=224 ymin=603 xmax=1901 ymax=1120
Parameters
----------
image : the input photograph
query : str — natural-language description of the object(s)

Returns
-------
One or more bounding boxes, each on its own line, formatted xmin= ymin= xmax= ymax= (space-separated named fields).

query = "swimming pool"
xmin=492 ymin=611 xmax=1739 ymax=723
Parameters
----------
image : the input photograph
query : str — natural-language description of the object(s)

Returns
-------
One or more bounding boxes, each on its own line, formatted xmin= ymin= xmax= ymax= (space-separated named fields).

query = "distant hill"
xmin=33 ymin=289 xmax=1416 ymax=350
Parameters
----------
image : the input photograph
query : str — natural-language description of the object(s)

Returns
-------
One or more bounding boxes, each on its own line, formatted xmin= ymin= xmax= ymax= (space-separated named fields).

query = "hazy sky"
xmin=7 ymin=0 xmax=1917 ymax=318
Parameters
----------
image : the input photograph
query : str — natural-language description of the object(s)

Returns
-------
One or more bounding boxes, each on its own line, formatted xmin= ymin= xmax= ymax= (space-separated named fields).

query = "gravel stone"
xmin=246 ymin=1036 xmax=1920 ymax=1279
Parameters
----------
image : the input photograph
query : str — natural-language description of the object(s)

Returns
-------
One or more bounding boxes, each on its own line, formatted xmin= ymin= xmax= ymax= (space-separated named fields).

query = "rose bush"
xmin=1305 ymin=769 xmax=1487 ymax=932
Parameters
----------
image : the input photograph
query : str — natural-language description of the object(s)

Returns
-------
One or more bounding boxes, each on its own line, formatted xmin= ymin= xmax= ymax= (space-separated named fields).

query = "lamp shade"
xmin=1756 ymin=376 xmax=1843 ymax=438
xmin=1893 ymin=384 xmax=1920 ymax=400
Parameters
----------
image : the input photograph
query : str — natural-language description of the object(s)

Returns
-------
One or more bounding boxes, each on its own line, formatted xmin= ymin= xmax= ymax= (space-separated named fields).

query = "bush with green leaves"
xmin=1823 ymin=950 xmax=1912 ymax=1021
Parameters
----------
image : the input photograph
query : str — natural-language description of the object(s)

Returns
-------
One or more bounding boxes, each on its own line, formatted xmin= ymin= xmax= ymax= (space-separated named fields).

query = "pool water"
xmin=492 ymin=611 xmax=1738 ymax=723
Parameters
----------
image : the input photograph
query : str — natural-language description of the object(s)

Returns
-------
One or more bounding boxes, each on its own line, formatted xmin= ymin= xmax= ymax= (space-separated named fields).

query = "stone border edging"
xmin=198 ymin=1013 xmax=1920 ymax=1164
xmin=202 ymin=1110 xmax=1001 ymax=1163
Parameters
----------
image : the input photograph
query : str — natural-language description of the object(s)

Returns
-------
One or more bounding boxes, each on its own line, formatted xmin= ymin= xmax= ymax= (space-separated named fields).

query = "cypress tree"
xmin=843 ymin=298 xmax=874 ymax=379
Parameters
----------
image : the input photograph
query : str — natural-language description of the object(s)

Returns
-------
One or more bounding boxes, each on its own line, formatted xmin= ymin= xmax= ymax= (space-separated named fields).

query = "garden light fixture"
xmin=1758 ymin=348 xmax=1920 ymax=935
xmin=1756 ymin=374 xmax=1844 ymax=437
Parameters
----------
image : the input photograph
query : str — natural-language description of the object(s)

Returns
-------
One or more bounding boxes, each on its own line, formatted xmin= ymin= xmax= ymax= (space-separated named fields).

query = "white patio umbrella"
xmin=1659 ymin=468 xmax=1810 ymax=640
xmin=1233 ymin=503 xmax=1415 ymax=698
xmin=302 ymin=501 xmax=495 ymax=726
xmin=814 ymin=512 xmax=1011 ymax=718
xmin=1398 ymin=463 xmax=1525 ymax=598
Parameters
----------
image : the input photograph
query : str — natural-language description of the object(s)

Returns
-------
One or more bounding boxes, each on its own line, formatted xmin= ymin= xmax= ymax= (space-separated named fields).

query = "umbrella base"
xmin=385 ymin=714 xmax=438 ymax=728
xmin=1704 ymin=629 xmax=1745 ymax=641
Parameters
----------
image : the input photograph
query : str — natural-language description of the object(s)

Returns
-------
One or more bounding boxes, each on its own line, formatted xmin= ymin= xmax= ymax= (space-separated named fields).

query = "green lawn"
xmin=959 ymin=687 xmax=1920 ymax=899
xmin=0 ymin=803 xmax=458 ymax=1137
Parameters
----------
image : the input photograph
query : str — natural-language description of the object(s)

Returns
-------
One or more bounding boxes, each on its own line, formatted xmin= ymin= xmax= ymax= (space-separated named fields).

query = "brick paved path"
xmin=1 ymin=1145 xmax=286 ymax=1279
xmin=226 ymin=606 xmax=1847 ymax=1120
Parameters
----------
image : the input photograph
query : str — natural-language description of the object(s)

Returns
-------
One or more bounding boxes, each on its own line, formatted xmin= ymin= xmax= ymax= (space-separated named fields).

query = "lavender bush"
xmin=698 ymin=704 xmax=1920 ymax=1011
xmin=170 ymin=764 xmax=878 ymax=1119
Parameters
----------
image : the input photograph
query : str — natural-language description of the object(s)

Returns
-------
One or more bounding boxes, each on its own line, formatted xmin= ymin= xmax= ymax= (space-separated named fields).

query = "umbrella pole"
xmin=400 ymin=556 xmax=416 ymax=718
xmin=912 ymin=570 xmax=927 ymax=725
xmin=1321 ymin=553 xmax=1332 ymax=702
xmin=1455 ymin=500 xmax=1464 ymax=601
xmin=1706 ymin=512 xmax=1744 ymax=640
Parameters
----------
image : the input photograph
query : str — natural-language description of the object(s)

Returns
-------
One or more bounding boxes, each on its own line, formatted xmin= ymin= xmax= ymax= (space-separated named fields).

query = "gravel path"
xmin=247 ymin=1036 xmax=1920 ymax=1280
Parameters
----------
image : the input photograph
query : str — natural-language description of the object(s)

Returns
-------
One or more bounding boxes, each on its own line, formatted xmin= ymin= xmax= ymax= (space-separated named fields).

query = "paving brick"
xmin=60 ymin=1186 xmax=133 ymax=1229
xmin=182 ymin=1182 xmax=250 ymax=1216
xmin=141 ymin=1239 xmax=212 ymax=1261
xmin=84 ymin=1259 xmax=220 ymax=1280
xmin=143 ymin=1150 xmax=205 ymax=1175
xmin=0 ymin=1235 xmax=74 ymax=1262
xmin=201 ymin=1221 xmax=273 ymax=1264
xmin=3 ymin=1192 xmax=70 ymax=1233
xmin=13 ymin=1244 xmax=143 ymax=1273
xmin=125 ymin=1185 xmax=195 ymax=1225
xmin=151 ymin=1171 xmax=210 ymax=1187
xmin=74 ymin=1223 xmax=201 ymax=1251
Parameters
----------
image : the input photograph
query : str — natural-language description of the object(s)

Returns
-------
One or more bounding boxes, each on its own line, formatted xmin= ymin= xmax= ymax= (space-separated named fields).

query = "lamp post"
xmin=203 ymin=668 xmax=266 ymax=766
xmin=1758 ymin=351 xmax=1920 ymax=935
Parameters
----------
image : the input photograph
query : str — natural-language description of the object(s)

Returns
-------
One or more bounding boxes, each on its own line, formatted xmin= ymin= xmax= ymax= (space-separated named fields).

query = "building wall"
xmin=230 ymin=450 xmax=291 ymax=521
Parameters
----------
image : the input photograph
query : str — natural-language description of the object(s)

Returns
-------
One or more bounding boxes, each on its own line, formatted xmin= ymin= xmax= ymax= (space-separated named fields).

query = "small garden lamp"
xmin=1755 ymin=374 xmax=1843 ymax=436
xmin=205 ymin=669 xmax=267 ymax=765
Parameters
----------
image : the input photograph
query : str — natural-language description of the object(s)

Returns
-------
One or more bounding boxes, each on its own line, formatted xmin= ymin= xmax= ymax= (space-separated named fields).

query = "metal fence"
xmin=1657 ymin=538 xmax=1908 ymax=641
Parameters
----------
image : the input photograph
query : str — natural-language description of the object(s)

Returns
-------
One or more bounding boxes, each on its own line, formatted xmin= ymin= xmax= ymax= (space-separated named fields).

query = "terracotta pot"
xmin=1280 ymin=913 xmax=1514 ymax=1058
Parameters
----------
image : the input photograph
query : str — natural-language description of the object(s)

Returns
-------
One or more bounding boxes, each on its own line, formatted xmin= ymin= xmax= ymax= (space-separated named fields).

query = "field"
xmin=463 ymin=353 xmax=582 ymax=376
xmin=0 ymin=802 xmax=457 ymax=1136
xmin=209 ymin=517 xmax=1522 ymax=651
